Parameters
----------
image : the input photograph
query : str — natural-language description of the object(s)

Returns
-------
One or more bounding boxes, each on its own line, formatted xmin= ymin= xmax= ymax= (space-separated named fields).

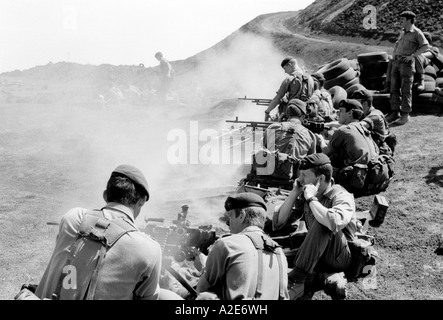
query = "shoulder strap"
xmin=291 ymin=72 xmax=303 ymax=100
xmin=52 ymin=210 xmax=137 ymax=300
xmin=243 ymin=232 xmax=285 ymax=300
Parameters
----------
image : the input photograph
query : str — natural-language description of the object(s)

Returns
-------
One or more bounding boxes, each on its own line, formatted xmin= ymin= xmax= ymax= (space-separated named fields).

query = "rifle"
xmin=226 ymin=117 xmax=273 ymax=130
xmin=226 ymin=117 xmax=274 ymax=147
xmin=238 ymin=96 xmax=272 ymax=106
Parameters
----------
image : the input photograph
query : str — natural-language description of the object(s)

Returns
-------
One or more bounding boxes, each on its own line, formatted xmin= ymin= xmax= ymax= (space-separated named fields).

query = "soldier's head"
xmin=281 ymin=56 xmax=298 ymax=74
xmin=104 ymin=165 xmax=150 ymax=218
xmin=223 ymin=193 xmax=267 ymax=233
xmin=400 ymin=10 xmax=415 ymax=26
xmin=350 ymin=87 xmax=373 ymax=114
xmin=298 ymin=153 xmax=332 ymax=187
xmin=338 ymin=99 xmax=364 ymax=124
xmin=286 ymin=99 xmax=307 ymax=119
xmin=154 ymin=51 xmax=163 ymax=60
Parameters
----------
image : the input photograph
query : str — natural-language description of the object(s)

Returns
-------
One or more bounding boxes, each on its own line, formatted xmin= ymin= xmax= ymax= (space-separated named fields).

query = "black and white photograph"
xmin=1 ymin=0 xmax=442 ymax=308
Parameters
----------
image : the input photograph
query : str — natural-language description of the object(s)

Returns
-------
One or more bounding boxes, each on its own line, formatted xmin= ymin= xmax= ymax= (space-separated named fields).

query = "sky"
xmin=0 ymin=0 xmax=315 ymax=73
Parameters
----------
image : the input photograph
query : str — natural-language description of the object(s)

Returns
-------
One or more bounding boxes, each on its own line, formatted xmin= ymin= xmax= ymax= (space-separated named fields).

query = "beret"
xmin=112 ymin=164 xmax=150 ymax=200
xmin=287 ymin=98 xmax=307 ymax=115
xmin=181 ymin=204 xmax=189 ymax=209
xmin=224 ymin=192 xmax=267 ymax=212
xmin=338 ymin=99 xmax=363 ymax=111
xmin=400 ymin=11 xmax=416 ymax=18
xmin=281 ymin=56 xmax=295 ymax=68
xmin=351 ymin=88 xmax=372 ymax=100
xmin=299 ymin=153 xmax=331 ymax=170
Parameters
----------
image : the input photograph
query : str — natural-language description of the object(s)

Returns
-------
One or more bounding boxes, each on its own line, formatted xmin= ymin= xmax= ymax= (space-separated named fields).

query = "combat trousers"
xmin=390 ymin=59 xmax=415 ymax=113
xmin=288 ymin=219 xmax=352 ymax=282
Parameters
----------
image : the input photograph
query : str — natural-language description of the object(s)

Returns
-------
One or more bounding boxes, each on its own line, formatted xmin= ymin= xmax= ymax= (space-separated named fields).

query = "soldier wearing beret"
xmin=35 ymin=164 xmax=175 ymax=300
xmin=262 ymin=98 xmax=317 ymax=183
xmin=316 ymin=99 xmax=379 ymax=183
xmin=193 ymin=192 xmax=289 ymax=300
xmin=350 ymin=87 xmax=396 ymax=155
xmin=272 ymin=153 xmax=357 ymax=300
xmin=386 ymin=10 xmax=429 ymax=126
xmin=264 ymin=56 xmax=315 ymax=121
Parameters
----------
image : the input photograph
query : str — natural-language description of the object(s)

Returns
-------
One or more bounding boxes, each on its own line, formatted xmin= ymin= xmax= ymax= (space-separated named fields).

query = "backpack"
xmin=337 ymin=123 xmax=395 ymax=196
xmin=291 ymin=71 xmax=315 ymax=102
xmin=254 ymin=122 xmax=316 ymax=183
xmin=277 ymin=72 xmax=315 ymax=121
xmin=50 ymin=210 xmax=138 ymax=300
xmin=370 ymin=114 xmax=397 ymax=156
xmin=243 ymin=232 xmax=286 ymax=300
xmin=313 ymin=89 xmax=335 ymax=120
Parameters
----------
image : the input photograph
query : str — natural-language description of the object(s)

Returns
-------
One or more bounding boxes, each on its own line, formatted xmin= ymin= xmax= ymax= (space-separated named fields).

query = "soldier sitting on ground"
xmin=315 ymin=99 xmax=379 ymax=191
xmin=272 ymin=153 xmax=357 ymax=300
xmin=350 ymin=87 xmax=396 ymax=156
xmin=192 ymin=192 xmax=289 ymax=300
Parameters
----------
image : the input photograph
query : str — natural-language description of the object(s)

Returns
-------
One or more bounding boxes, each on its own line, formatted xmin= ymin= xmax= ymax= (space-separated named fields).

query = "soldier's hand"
xmin=188 ymin=248 xmax=207 ymax=272
xmin=303 ymin=179 xmax=320 ymax=200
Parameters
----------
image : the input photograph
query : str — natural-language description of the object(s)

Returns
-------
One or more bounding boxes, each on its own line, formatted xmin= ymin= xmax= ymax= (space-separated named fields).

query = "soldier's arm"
xmin=273 ymin=179 xmax=303 ymax=230
xmin=264 ymin=79 xmax=290 ymax=115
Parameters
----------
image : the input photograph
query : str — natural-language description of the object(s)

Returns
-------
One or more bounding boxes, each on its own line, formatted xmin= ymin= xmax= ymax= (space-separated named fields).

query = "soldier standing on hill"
xmin=154 ymin=51 xmax=175 ymax=105
xmin=385 ymin=11 xmax=429 ymax=126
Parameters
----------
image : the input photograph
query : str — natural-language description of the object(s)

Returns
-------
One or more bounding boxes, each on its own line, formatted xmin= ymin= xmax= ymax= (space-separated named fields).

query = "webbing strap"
xmin=275 ymin=252 xmax=285 ymax=300
xmin=85 ymin=245 xmax=107 ymax=300
xmin=244 ymin=232 xmax=284 ymax=300
xmin=52 ymin=236 xmax=84 ymax=300
xmin=255 ymin=250 xmax=264 ymax=299
xmin=51 ymin=210 xmax=137 ymax=300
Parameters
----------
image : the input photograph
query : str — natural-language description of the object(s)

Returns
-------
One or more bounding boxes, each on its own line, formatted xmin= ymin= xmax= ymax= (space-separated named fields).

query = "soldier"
xmin=264 ymin=56 xmax=315 ymax=121
xmin=34 ymin=165 xmax=167 ymax=300
xmin=273 ymin=153 xmax=357 ymax=300
xmin=193 ymin=193 xmax=289 ymax=300
xmin=385 ymin=10 xmax=429 ymax=126
xmin=154 ymin=51 xmax=175 ymax=105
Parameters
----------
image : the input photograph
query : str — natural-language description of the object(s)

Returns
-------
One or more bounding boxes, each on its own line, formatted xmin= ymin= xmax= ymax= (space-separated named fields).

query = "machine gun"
xmin=238 ymin=96 xmax=272 ymax=106
xmin=226 ymin=117 xmax=274 ymax=130
xmin=143 ymin=218 xmax=221 ymax=263
xmin=144 ymin=218 xmax=225 ymax=299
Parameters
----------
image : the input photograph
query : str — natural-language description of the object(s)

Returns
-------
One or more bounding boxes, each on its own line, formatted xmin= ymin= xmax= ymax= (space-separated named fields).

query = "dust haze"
xmin=1 ymin=31 xmax=308 ymax=228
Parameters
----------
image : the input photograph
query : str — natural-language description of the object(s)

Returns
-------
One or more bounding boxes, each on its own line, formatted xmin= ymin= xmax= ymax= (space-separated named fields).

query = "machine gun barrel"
xmin=226 ymin=117 xmax=273 ymax=129
xmin=238 ymin=96 xmax=272 ymax=106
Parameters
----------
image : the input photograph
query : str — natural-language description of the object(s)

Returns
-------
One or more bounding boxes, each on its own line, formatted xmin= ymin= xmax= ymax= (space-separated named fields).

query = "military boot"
xmin=288 ymin=280 xmax=305 ymax=300
xmin=385 ymin=111 xmax=400 ymax=123
xmin=320 ymin=272 xmax=347 ymax=300
xmin=393 ymin=112 xmax=410 ymax=126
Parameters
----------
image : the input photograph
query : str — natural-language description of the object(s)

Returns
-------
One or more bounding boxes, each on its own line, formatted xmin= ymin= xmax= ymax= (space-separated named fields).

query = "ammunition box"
xmin=369 ymin=195 xmax=389 ymax=227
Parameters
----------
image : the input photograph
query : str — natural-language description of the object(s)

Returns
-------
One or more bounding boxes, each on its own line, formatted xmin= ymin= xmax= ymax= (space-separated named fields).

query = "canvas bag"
xmin=255 ymin=122 xmax=315 ymax=181
xmin=352 ymin=123 xmax=395 ymax=195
